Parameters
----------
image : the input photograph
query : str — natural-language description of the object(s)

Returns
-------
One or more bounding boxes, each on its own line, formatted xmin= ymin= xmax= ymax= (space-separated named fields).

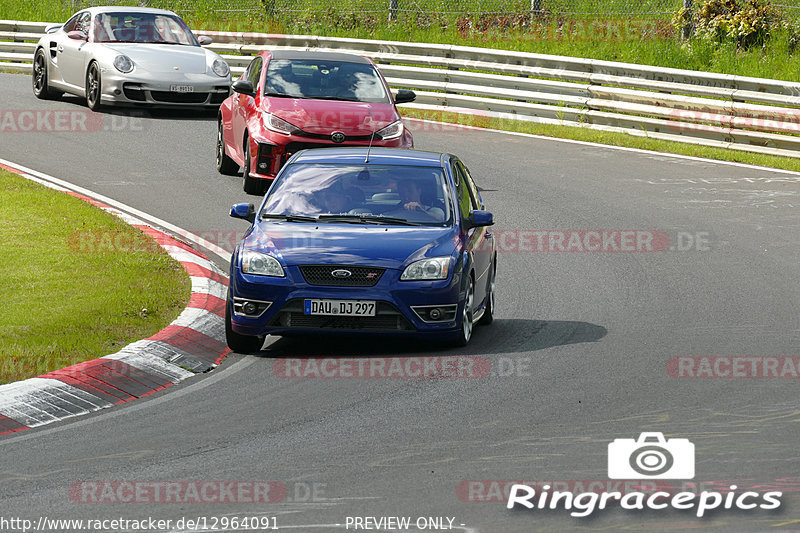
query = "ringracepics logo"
xmin=506 ymin=433 xmax=782 ymax=517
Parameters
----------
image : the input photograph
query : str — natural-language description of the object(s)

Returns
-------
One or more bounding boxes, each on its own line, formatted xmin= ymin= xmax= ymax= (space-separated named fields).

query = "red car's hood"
xmin=262 ymin=98 xmax=398 ymax=136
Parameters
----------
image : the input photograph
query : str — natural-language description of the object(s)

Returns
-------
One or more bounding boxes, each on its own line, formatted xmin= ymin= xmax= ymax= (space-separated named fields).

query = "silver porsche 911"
xmin=32 ymin=7 xmax=232 ymax=110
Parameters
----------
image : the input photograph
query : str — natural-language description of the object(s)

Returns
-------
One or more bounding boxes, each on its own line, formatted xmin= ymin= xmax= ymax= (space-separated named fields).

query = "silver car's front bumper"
xmin=99 ymin=68 xmax=230 ymax=106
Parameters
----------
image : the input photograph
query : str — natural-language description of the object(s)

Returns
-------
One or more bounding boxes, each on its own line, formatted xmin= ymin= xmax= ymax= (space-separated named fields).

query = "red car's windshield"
xmin=93 ymin=12 xmax=199 ymax=46
xmin=265 ymin=59 xmax=390 ymax=103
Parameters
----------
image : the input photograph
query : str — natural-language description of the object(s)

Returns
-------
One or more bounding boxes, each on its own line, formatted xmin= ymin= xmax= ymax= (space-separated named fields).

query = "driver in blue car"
xmin=388 ymin=180 xmax=444 ymax=221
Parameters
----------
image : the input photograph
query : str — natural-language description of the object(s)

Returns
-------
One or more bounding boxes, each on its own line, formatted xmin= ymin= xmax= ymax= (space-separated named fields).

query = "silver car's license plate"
xmin=304 ymin=299 xmax=376 ymax=316
xmin=170 ymin=85 xmax=194 ymax=93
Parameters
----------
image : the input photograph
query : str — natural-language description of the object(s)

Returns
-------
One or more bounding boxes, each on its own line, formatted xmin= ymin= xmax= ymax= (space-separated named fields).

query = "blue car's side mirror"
xmin=230 ymin=203 xmax=256 ymax=223
xmin=468 ymin=210 xmax=494 ymax=228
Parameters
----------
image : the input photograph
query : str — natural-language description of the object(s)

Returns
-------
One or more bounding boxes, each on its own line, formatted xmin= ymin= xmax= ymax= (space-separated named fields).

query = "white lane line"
xmin=0 ymin=158 xmax=233 ymax=260
xmin=406 ymin=117 xmax=800 ymax=177
xmin=0 ymin=356 xmax=256 ymax=446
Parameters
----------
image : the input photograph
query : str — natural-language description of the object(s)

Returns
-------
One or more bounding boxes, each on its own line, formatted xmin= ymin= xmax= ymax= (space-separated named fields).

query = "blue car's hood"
xmin=242 ymin=223 xmax=459 ymax=269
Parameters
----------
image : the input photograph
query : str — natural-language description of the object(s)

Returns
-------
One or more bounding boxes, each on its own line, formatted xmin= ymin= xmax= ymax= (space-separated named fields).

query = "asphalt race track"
xmin=1 ymin=71 xmax=799 ymax=532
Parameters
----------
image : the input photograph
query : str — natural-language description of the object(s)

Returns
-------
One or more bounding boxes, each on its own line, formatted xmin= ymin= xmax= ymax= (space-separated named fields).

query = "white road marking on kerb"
xmin=0 ymin=158 xmax=232 ymax=260
xmin=0 ymin=356 xmax=256 ymax=446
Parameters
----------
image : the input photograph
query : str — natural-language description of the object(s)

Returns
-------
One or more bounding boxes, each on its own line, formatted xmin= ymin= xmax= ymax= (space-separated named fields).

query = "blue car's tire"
xmin=479 ymin=260 xmax=495 ymax=326
xmin=453 ymin=275 xmax=474 ymax=347
xmin=225 ymin=295 xmax=264 ymax=353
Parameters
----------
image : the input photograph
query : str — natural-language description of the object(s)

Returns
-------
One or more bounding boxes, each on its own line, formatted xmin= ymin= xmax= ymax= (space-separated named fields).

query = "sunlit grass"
xmin=0 ymin=170 xmax=190 ymax=384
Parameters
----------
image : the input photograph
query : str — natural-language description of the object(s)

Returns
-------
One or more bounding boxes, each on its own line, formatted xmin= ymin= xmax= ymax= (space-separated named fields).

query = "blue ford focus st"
xmin=226 ymin=147 xmax=496 ymax=351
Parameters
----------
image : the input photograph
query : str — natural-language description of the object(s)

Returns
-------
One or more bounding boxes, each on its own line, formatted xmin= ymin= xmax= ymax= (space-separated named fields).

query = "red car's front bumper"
xmin=246 ymin=130 xmax=414 ymax=181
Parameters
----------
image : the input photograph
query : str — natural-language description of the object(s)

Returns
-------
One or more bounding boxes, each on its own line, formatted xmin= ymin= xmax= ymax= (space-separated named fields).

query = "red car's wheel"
xmin=242 ymin=135 xmax=266 ymax=195
xmin=216 ymin=120 xmax=239 ymax=175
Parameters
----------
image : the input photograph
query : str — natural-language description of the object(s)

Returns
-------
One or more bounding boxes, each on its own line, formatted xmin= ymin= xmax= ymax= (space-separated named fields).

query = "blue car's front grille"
xmin=299 ymin=265 xmax=385 ymax=287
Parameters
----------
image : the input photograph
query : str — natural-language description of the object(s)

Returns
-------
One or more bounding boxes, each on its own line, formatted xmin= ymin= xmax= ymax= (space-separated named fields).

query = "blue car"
xmin=225 ymin=147 xmax=496 ymax=351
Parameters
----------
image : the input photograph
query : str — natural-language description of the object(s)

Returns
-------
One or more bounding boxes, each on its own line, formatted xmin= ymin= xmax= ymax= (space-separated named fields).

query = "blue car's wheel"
xmin=225 ymin=294 xmax=264 ymax=353
xmin=454 ymin=275 xmax=474 ymax=347
xmin=479 ymin=260 xmax=495 ymax=326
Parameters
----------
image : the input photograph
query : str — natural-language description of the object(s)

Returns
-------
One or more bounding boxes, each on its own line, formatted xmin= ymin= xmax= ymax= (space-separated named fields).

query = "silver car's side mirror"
xmin=197 ymin=35 xmax=213 ymax=46
xmin=66 ymin=30 xmax=87 ymax=41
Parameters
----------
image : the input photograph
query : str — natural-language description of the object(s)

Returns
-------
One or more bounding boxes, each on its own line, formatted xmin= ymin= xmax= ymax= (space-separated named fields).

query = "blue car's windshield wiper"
xmin=317 ymin=214 xmax=421 ymax=226
xmin=260 ymin=213 xmax=318 ymax=223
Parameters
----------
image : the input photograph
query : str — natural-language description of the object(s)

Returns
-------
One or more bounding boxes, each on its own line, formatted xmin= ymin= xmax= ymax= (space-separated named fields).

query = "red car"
xmin=216 ymin=50 xmax=416 ymax=194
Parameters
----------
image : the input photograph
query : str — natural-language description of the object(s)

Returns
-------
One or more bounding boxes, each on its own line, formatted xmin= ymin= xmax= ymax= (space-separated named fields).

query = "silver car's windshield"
xmin=261 ymin=164 xmax=452 ymax=226
xmin=93 ymin=12 xmax=199 ymax=46
xmin=265 ymin=60 xmax=390 ymax=103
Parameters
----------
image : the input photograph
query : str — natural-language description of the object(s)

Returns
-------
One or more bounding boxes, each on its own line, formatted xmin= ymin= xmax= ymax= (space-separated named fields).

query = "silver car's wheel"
xmin=454 ymin=275 xmax=474 ymax=347
xmin=86 ymin=62 xmax=103 ymax=111
xmin=216 ymin=120 xmax=240 ymax=175
xmin=32 ymin=49 xmax=61 ymax=100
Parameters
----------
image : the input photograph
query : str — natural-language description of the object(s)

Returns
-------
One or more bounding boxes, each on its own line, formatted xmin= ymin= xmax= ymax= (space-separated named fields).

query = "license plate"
xmin=304 ymin=299 xmax=376 ymax=316
xmin=170 ymin=85 xmax=194 ymax=93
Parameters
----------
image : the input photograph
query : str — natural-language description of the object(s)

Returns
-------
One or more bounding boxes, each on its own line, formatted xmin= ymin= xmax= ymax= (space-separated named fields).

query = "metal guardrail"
xmin=3 ymin=20 xmax=800 ymax=158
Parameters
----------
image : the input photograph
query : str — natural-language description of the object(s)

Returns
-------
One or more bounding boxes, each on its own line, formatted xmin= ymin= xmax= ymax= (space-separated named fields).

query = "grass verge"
xmin=403 ymin=108 xmax=800 ymax=172
xmin=0 ymin=169 xmax=191 ymax=385
xmin=2 ymin=1 xmax=799 ymax=81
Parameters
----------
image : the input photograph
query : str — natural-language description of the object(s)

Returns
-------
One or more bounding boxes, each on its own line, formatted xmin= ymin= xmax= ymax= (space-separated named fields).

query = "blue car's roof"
xmin=290 ymin=148 xmax=446 ymax=167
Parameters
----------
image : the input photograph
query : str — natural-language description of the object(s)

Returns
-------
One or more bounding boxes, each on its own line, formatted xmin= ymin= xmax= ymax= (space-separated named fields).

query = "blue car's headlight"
xmin=400 ymin=256 xmax=450 ymax=281
xmin=241 ymin=251 xmax=284 ymax=277
xmin=113 ymin=55 xmax=134 ymax=73
xmin=212 ymin=58 xmax=230 ymax=77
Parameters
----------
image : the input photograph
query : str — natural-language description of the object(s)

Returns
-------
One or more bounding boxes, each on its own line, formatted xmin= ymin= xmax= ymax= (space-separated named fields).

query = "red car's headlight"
xmin=264 ymin=113 xmax=302 ymax=136
xmin=376 ymin=120 xmax=404 ymax=140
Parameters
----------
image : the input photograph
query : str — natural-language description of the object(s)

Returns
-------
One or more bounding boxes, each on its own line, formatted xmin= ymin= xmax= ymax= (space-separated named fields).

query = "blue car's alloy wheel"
xmin=455 ymin=275 xmax=474 ymax=346
xmin=225 ymin=292 xmax=265 ymax=353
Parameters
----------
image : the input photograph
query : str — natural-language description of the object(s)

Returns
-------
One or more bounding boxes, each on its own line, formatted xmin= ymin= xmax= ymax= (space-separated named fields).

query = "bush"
xmin=673 ymin=0 xmax=788 ymax=49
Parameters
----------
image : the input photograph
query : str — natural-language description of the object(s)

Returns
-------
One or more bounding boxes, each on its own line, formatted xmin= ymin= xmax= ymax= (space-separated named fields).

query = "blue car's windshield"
xmin=261 ymin=164 xmax=453 ymax=226
xmin=93 ymin=12 xmax=199 ymax=45
xmin=264 ymin=60 xmax=389 ymax=103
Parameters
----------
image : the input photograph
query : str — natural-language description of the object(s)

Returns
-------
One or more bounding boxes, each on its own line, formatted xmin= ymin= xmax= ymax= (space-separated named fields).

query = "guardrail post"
xmin=531 ymin=0 xmax=543 ymax=13
xmin=682 ymin=0 xmax=694 ymax=40
xmin=388 ymin=0 xmax=399 ymax=21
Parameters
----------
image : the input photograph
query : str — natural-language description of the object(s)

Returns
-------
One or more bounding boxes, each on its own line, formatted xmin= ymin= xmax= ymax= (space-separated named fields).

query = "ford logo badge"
xmin=331 ymin=269 xmax=352 ymax=278
xmin=331 ymin=131 xmax=346 ymax=143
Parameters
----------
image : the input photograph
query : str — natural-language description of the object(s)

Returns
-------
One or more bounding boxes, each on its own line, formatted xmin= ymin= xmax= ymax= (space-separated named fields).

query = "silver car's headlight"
xmin=241 ymin=251 xmax=285 ymax=277
xmin=400 ymin=256 xmax=450 ymax=281
xmin=113 ymin=55 xmax=134 ymax=73
xmin=376 ymin=120 xmax=404 ymax=140
xmin=264 ymin=113 xmax=301 ymax=135
xmin=212 ymin=58 xmax=230 ymax=77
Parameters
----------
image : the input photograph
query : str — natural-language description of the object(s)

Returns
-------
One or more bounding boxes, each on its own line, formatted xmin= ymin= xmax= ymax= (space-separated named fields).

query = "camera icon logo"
xmin=608 ymin=432 xmax=695 ymax=479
